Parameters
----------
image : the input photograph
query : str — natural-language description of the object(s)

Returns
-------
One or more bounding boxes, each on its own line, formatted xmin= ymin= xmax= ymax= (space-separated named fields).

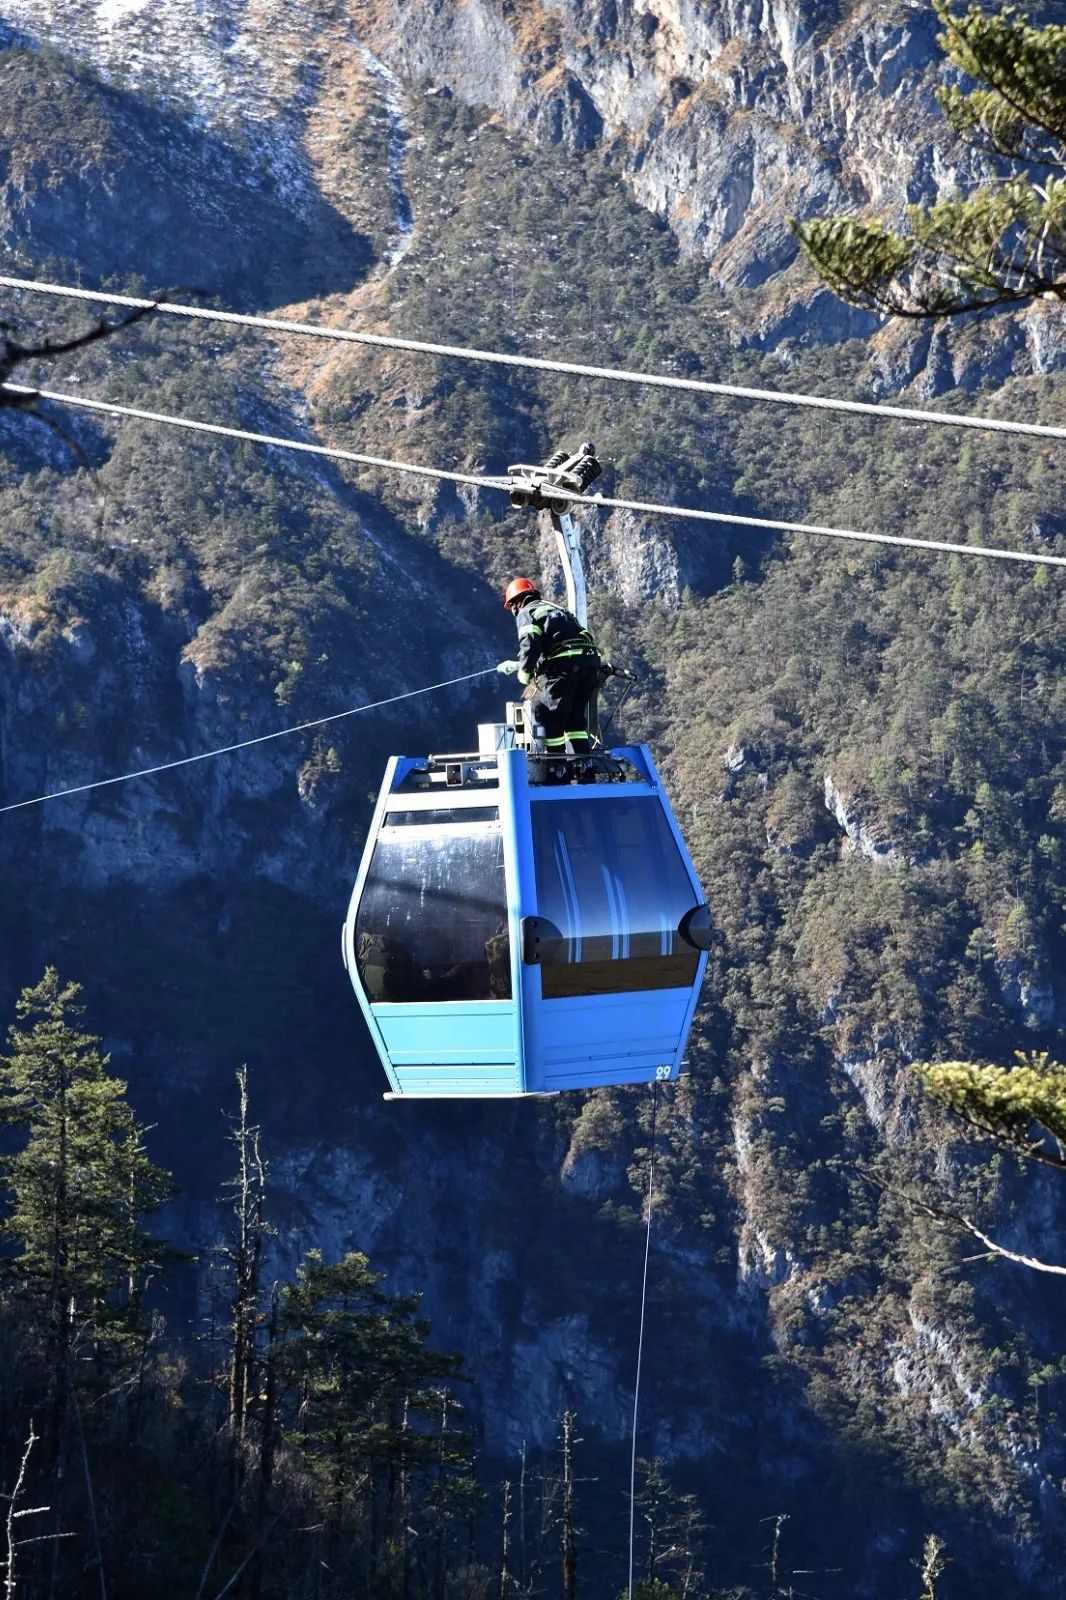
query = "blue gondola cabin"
xmin=342 ymin=735 xmax=712 ymax=1098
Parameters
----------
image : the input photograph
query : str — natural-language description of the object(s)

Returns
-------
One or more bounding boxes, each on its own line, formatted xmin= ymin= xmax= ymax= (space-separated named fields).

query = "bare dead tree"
xmin=676 ymin=1495 xmax=705 ymax=1600
xmin=2 ymin=1423 xmax=75 ymax=1600
xmin=0 ymin=305 xmax=155 ymax=461
xmin=561 ymin=1412 xmax=578 ymax=1600
xmin=3 ymin=1423 xmax=38 ymax=1600
xmin=759 ymin=1514 xmax=788 ymax=1597
xmin=517 ymin=1442 xmax=528 ymax=1596
xmin=499 ymin=1479 xmax=512 ymax=1600
xmin=398 ymin=1394 xmax=413 ymax=1600
xmin=433 ymin=1389 xmax=454 ymax=1600
xmin=223 ymin=1065 xmax=271 ymax=1478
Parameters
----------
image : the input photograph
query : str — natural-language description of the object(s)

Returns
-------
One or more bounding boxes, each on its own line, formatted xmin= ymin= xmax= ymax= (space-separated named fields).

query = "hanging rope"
xmin=628 ymin=1078 xmax=660 ymax=1600
xmin=4 ymin=381 xmax=1065 ymax=569
xmin=0 ymin=668 xmax=496 ymax=815
xmin=5 ymin=273 xmax=1066 ymax=443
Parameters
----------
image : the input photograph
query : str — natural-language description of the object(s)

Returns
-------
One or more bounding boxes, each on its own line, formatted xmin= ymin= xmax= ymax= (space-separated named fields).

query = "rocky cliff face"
xmin=6 ymin=0 xmax=1060 ymax=371
xmin=6 ymin=0 xmax=1063 ymax=393
xmin=371 ymin=0 xmax=935 ymax=284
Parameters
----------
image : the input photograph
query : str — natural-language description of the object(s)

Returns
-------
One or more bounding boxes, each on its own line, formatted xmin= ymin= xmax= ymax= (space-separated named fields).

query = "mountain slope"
xmin=0 ymin=6 xmax=1065 ymax=1596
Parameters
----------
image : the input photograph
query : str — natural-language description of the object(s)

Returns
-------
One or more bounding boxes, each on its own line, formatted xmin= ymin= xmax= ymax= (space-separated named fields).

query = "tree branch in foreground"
xmin=0 ymin=303 xmax=157 ymax=463
xmin=916 ymin=1053 xmax=1066 ymax=1173
xmin=3 ymin=1422 xmax=37 ymax=1600
xmin=792 ymin=4 xmax=1066 ymax=319
xmin=859 ymin=1166 xmax=1066 ymax=1276
xmin=0 ymin=304 xmax=157 ymax=393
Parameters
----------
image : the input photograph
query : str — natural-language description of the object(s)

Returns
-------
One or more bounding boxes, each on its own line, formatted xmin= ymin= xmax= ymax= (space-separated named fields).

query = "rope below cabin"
xmin=628 ymin=1079 xmax=660 ymax=1600
xmin=0 ymin=669 xmax=496 ymax=814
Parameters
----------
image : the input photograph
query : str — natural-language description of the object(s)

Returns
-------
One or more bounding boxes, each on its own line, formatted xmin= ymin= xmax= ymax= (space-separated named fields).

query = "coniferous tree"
xmin=874 ymin=1051 xmax=1066 ymax=1275
xmin=276 ymin=1249 xmax=463 ymax=1584
xmin=0 ymin=968 xmax=172 ymax=1441
xmin=633 ymin=1457 xmax=706 ymax=1598
xmin=794 ymin=3 xmax=1066 ymax=317
xmin=916 ymin=1533 xmax=950 ymax=1600
xmin=918 ymin=1050 xmax=1066 ymax=1166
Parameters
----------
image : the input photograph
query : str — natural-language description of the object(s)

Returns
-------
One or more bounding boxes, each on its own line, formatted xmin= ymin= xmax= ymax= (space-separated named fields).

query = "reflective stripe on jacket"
xmin=514 ymin=599 xmax=599 ymax=685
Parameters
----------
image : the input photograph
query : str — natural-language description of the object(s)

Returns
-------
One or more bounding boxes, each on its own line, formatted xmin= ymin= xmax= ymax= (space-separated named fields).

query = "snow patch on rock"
xmin=356 ymin=40 xmax=416 ymax=268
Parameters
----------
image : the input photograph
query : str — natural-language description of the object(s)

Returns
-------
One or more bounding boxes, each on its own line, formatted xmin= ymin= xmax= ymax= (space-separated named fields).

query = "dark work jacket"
xmin=514 ymin=598 xmax=599 ymax=686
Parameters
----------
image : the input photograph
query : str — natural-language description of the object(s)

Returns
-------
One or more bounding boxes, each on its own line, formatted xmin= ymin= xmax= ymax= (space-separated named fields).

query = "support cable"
xmin=628 ymin=1079 xmax=660 ymax=1600
xmin=3 ymin=273 xmax=1066 ymax=443
xmin=0 ymin=668 xmax=496 ymax=815
xmin=4 ymin=382 xmax=1065 ymax=569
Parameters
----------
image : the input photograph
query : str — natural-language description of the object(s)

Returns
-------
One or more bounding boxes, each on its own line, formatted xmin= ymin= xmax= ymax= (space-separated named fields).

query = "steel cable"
xmin=5 ymin=382 xmax=1065 ymax=569
xmin=4 ymin=273 xmax=1066 ymax=442
xmin=0 ymin=668 xmax=496 ymax=814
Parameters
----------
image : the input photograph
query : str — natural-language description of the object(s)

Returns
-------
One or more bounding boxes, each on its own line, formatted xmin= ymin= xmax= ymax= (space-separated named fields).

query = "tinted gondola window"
xmin=530 ymin=798 xmax=700 ymax=997
xmin=355 ymin=823 xmax=511 ymax=1003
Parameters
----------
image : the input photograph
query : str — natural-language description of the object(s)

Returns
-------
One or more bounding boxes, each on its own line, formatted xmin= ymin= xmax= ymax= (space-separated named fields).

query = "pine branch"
xmin=796 ymin=5 xmax=1066 ymax=318
xmin=916 ymin=1053 xmax=1066 ymax=1172
xmin=935 ymin=2 xmax=1066 ymax=154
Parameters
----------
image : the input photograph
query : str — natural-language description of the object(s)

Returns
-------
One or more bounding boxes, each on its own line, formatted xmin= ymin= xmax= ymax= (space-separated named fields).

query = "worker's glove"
xmin=497 ymin=659 xmax=520 ymax=676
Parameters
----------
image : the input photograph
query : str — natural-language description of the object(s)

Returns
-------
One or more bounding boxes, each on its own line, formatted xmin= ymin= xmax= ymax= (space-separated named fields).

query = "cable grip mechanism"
xmin=506 ymin=441 xmax=603 ymax=626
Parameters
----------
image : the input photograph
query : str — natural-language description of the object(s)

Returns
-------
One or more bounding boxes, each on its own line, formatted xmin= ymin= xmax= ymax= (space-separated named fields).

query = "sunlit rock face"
xmin=0 ymin=0 xmax=967 ymax=340
xmin=349 ymin=0 xmax=972 ymax=340
xmin=0 ymin=0 xmax=1042 ymax=360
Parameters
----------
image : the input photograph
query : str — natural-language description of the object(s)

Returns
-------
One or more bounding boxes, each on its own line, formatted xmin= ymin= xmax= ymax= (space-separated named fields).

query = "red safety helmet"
xmin=503 ymin=576 xmax=540 ymax=611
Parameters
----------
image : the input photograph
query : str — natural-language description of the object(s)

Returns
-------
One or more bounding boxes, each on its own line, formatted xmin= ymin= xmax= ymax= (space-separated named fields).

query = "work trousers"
xmin=530 ymin=657 xmax=600 ymax=754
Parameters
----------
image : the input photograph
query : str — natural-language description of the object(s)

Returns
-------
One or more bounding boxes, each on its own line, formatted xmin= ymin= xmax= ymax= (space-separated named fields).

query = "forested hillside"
xmin=0 ymin=5 xmax=1065 ymax=1598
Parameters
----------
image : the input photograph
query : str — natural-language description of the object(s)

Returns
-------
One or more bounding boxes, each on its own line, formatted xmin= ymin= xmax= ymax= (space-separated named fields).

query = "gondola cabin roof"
xmin=342 ymin=745 xmax=711 ymax=1098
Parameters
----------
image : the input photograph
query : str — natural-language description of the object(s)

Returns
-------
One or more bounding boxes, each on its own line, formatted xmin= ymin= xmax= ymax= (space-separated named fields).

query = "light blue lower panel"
xmin=392 ymin=1063 xmax=522 ymax=1095
xmin=535 ymin=988 xmax=693 ymax=1090
xmin=373 ymin=1002 xmax=521 ymax=1096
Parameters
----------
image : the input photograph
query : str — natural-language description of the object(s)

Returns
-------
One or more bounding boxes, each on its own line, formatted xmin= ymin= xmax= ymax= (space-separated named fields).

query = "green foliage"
xmin=0 ymin=42 xmax=1063 ymax=1600
xmin=916 ymin=1050 xmax=1066 ymax=1158
xmin=0 ymin=967 xmax=172 ymax=1371
xmin=0 ymin=983 xmax=481 ymax=1600
xmin=795 ymin=3 xmax=1066 ymax=315
xmin=277 ymin=1249 xmax=462 ymax=1519
xmin=791 ymin=217 xmax=919 ymax=310
xmin=936 ymin=3 xmax=1066 ymax=157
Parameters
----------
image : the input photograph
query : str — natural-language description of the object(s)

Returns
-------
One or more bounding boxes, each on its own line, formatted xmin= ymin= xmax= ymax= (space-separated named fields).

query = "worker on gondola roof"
xmin=497 ymin=577 xmax=601 ymax=758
